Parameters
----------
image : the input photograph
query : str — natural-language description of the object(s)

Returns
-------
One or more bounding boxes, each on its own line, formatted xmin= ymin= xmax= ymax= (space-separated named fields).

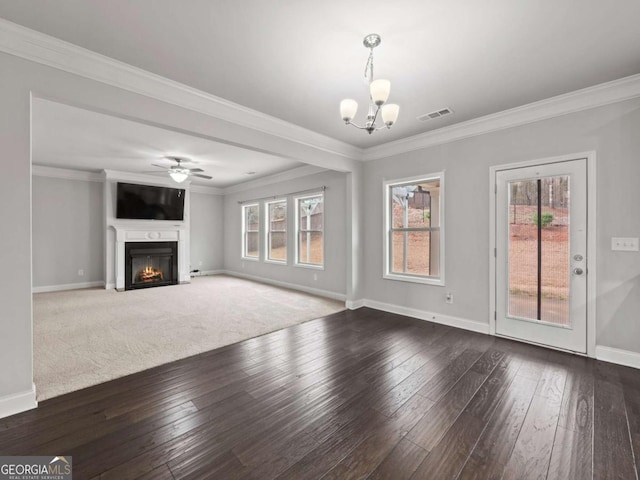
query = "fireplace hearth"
xmin=125 ymin=241 xmax=178 ymax=290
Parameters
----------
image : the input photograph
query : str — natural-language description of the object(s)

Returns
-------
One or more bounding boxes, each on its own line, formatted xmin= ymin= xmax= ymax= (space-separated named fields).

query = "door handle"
xmin=572 ymin=267 xmax=584 ymax=276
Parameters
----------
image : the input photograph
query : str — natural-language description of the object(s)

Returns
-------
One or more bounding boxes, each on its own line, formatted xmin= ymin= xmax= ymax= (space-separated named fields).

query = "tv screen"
xmin=116 ymin=182 xmax=185 ymax=221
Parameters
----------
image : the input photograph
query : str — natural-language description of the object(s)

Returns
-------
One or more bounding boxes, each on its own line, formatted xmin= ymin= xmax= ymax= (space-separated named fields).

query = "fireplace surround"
xmin=125 ymin=241 xmax=178 ymax=290
xmin=110 ymin=226 xmax=190 ymax=291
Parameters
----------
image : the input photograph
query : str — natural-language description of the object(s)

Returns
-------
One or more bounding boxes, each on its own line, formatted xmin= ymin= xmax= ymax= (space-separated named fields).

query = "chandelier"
xmin=340 ymin=34 xmax=399 ymax=134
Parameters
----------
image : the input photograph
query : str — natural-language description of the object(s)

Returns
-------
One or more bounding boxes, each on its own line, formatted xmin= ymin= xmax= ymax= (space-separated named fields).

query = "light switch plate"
xmin=611 ymin=237 xmax=639 ymax=251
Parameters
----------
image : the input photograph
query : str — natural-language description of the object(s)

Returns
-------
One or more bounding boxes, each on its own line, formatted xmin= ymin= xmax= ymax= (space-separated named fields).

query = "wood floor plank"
xmin=593 ymin=378 xmax=638 ymax=480
xmin=320 ymin=394 xmax=434 ymax=479
xmin=410 ymin=412 xmax=484 ymax=480
xmin=416 ymin=348 xmax=485 ymax=402
xmin=547 ymin=426 xmax=592 ymax=480
xmin=463 ymin=353 xmax=520 ymax=422
xmin=457 ymin=375 xmax=538 ymax=480
xmin=623 ymin=384 xmax=640 ymax=477
xmin=367 ymin=438 xmax=429 ymax=480
xmin=501 ymin=369 xmax=567 ymax=480
xmin=405 ymin=348 xmax=504 ymax=452
xmin=2 ymin=308 xmax=639 ymax=479
xmin=558 ymin=369 xmax=594 ymax=434
xmin=136 ymin=463 xmax=176 ymax=480
xmin=275 ymin=409 xmax=387 ymax=480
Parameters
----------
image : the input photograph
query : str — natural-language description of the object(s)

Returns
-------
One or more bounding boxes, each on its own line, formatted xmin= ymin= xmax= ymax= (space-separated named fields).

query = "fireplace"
xmin=124 ymin=241 xmax=178 ymax=290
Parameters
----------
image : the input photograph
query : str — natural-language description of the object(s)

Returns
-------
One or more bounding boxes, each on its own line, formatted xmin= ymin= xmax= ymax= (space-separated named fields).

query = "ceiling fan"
xmin=148 ymin=156 xmax=212 ymax=183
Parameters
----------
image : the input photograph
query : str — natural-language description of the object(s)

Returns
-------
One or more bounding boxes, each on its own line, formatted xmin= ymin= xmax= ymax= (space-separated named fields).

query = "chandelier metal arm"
xmin=345 ymin=122 xmax=389 ymax=131
xmin=345 ymin=104 xmax=389 ymax=134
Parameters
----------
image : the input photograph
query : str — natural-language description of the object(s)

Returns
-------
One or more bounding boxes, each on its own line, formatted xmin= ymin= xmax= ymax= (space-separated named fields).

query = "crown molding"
xmin=222 ymin=165 xmax=327 ymax=195
xmin=190 ymin=184 xmax=225 ymax=195
xmin=32 ymin=165 xmax=103 ymax=182
xmin=0 ymin=18 xmax=362 ymax=162
xmin=363 ymin=73 xmax=640 ymax=161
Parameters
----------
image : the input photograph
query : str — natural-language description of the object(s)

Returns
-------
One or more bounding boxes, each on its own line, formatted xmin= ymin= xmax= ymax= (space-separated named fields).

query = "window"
xmin=266 ymin=199 xmax=287 ymax=262
xmin=296 ymin=193 xmax=324 ymax=267
xmin=242 ymin=203 xmax=259 ymax=259
xmin=384 ymin=173 xmax=444 ymax=285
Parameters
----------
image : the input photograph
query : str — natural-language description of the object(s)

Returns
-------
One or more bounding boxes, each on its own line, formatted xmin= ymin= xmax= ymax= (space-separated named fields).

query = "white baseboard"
xmin=346 ymin=299 xmax=365 ymax=310
xmin=0 ymin=383 xmax=37 ymax=419
xmin=33 ymin=281 xmax=105 ymax=293
xmin=596 ymin=345 xmax=640 ymax=370
xmin=221 ymin=270 xmax=346 ymax=302
xmin=362 ymin=299 xmax=490 ymax=335
xmin=192 ymin=269 xmax=225 ymax=277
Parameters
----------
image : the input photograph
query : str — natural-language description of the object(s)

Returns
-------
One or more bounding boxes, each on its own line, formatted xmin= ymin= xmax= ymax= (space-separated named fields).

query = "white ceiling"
xmin=2 ymin=1 xmax=640 ymax=149
xmin=32 ymin=98 xmax=304 ymax=187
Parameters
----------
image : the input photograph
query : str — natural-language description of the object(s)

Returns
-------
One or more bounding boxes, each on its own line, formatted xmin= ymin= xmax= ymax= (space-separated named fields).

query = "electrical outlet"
xmin=612 ymin=237 xmax=639 ymax=251
xmin=445 ymin=292 xmax=453 ymax=304
xmin=313 ymin=273 xmax=318 ymax=281
xmin=77 ymin=269 xmax=84 ymax=277
xmin=199 ymin=260 xmax=203 ymax=267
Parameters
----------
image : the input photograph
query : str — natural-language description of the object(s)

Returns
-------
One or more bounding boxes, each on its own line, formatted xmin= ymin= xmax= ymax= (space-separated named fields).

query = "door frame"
xmin=489 ymin=151 xmax=597 ymax=357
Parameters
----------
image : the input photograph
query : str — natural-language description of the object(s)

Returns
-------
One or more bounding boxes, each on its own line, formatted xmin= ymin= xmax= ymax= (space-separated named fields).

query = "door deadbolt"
xmin=573 ymin=254 xmax=584 ymax=262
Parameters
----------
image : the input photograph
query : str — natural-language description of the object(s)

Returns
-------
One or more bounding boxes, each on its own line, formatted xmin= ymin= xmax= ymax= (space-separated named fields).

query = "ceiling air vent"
xmin=417 ymin=108 xmax=453 ymax=121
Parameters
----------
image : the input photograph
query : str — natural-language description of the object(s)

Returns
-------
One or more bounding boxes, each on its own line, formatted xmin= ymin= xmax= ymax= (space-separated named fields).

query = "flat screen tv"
xmin=116 ymin=182 xmax=185 ymax=221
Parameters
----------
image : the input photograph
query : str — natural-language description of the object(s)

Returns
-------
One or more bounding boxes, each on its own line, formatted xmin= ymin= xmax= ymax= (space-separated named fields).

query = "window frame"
xmin=241 ymin=203 xmax=260 ymax=261
xmin=265 ymin=198 xmax=288 ymax=264
xmin=383 ymin=172 xmax=445 ymax=286
xmin=294 ymin=192 xmax=325 ymax=270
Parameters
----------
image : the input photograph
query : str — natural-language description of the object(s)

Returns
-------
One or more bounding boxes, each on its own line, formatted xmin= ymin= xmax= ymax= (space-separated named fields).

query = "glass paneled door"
xmin=495 ymin=159 xmax=587 ymax=353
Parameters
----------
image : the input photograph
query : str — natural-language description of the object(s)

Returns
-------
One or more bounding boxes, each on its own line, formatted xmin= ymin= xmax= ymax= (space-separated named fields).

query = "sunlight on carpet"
xmin=33 ymin=275 xmax=345 ymax=400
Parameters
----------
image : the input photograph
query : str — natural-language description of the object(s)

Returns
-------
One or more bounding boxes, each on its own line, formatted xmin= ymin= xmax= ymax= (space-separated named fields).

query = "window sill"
xmin=294 ymin=263 xmax=325 ymax=271
xmin=265 ymin=259 xmax=287 ymax=266
xmin=241 ymin=256 xmax=260 ymax=262
xmin=383 ymin=273 xmax=444 ymax=286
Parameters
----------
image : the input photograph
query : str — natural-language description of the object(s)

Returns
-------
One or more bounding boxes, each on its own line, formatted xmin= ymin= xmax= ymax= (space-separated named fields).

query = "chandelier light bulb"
xmin=340 ymin=99 xmax=358 ymax=122
xmin=382 ymin=103 xmax=400 ymax=126
xmin=370 ymin=79 xmax=391 ymax=106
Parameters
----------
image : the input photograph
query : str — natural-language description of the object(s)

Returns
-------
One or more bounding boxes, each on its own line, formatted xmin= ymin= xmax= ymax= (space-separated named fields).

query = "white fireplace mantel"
xmin=112 ymin=226 xmax=190 ymax=291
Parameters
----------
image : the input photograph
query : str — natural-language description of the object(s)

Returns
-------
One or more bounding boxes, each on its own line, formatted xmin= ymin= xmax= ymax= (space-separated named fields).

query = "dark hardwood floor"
xmin=2 ymin=307 xmax=639 ymax=479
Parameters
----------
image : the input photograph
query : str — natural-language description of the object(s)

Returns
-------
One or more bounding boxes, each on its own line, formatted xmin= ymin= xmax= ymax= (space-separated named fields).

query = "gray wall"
xmin=224 ymin=170 xmax=347 ymax=297
xmin=190 ymin=192 xmax=224 ymax=272
xmin=362 ymin=98 xmax=640 ymax=354
xmin=0 ymin=53 xmax=33 ymax=399
xmin=32 ymin=176 xmax=104 ymax=288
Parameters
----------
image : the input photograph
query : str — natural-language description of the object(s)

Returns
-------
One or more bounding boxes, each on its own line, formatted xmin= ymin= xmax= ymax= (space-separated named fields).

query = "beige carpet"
xmin=33 ymin=275 xmax=345 ymax=400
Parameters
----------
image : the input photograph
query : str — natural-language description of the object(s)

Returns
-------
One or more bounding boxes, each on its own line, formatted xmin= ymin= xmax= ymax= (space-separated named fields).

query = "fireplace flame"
xmin=137 ymin=266 xmax=164 ymax=283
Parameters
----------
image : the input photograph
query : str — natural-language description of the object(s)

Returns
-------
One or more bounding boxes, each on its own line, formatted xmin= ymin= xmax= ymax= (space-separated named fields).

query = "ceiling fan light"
xmin=382 ymin=103 xmax=400 ymax=126
xmin=169 ymin=169 xmax=189 ymax=183
xmin=370 ymin=79 xmax=391 ymax=106
xmin=340 ymin=99 xmax=358 ymax=122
